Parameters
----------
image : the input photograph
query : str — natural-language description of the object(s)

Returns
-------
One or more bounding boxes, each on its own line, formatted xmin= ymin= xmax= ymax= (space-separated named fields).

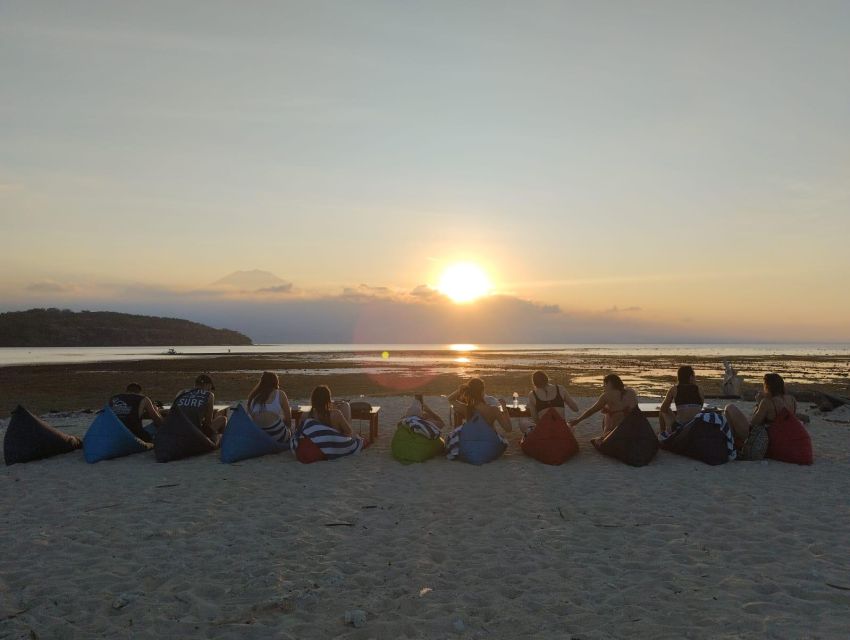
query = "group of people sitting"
xmin=437 ymin=365 xmax=805 ymax=463
xmin=107 ymin=372 xmax=362 ymax=449
xmin=103 ymin=364 xmax=808 ymax=465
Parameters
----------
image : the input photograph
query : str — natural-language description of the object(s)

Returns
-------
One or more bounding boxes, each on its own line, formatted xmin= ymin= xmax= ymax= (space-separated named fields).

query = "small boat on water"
xmin=166 ymin=348 xmax=178 ymax=355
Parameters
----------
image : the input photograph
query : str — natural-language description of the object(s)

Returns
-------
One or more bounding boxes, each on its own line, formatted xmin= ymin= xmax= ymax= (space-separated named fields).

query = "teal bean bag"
xmin=83 ymin=407 xmax=152 ymax=463
xmin=220 ymin=406 xmax=287 ymax=463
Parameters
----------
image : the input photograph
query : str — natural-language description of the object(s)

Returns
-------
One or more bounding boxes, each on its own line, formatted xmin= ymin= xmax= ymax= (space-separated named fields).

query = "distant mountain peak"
xmin=212 ymin=270 xmax=288 ymax=290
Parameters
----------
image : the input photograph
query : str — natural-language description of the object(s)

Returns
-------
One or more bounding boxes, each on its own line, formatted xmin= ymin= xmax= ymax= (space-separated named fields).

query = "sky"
xmin=1 ymin=1 xmax=849 ymax=343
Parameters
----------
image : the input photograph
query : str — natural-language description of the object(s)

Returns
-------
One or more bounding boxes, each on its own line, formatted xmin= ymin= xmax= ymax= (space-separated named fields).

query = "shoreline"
xmin=1 ymin=352 xmax=847 ymax=418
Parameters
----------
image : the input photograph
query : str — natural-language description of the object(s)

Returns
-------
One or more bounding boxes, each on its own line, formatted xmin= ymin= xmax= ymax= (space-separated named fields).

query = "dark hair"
xmin=603 ymin=374 xmax=625 ymax=394
xmin=532 ymin=370 xmax=549 ymax=389
xmin=466 ymin=378 xmax=485 ymax=419
xmin=247 ymin=371 xmax=279 ymax=410
xmin=196 ymin=373 xmax=214 ymax=389
xmin=763 ymin=373 xmax=785 ymax=397
xmin=677 ymin=366 xmax=695 ymax=385
xmin=310 ymin=385 xmax=333 ymax=425
xmin=126 ymin=382 xmax=142 ymax=393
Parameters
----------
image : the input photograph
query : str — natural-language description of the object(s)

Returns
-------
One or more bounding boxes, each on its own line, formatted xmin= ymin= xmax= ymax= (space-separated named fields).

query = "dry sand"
xmin=1 ymin=397 xmax=849 ymax=639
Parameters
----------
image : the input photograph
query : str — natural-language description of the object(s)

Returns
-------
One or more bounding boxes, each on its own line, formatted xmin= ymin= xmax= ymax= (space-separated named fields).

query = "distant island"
xmin=0 ymin=308 xmax=253 ymax=347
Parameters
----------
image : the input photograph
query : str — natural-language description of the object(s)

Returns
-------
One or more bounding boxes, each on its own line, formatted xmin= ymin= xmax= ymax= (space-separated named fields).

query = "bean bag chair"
xmin=447 ymin=414 xmax=507 ymax=465
xmin=220 ymin=406 xmax=287 ymax=463
xmin=392 ymin=416 xmax=445 ymax=464
xmin=4 ymin=405 xmax=82 ymax=465
xmin=659 ymin=411 xmax=736 ymax=466
xmin=83 ymin=407 xmax=152 ymax=463
xmin=293 ymin=418 xmax=366 ymax=464
xmin=591 ymin=407 xmax=658 ymax=467
xmin=154 ymin=406 xmax=219 ymax=463
xmin=520 ymin=409 xmax=579 ymax=465
xmin=767 ymin=408 xmax=813 ymax=465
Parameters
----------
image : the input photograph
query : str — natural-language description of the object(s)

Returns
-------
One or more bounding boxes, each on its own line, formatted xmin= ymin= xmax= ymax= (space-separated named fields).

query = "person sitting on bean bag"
xmin=446 ymin=378 xmax=512 ymax=464
xmin=108 ymin=382 xmax=163 ymax=443
xmin=569 ymin=374 xmax=637 ymax=433
xmin=658 ymin=366 xmax=705 ymax=435
xmin=246 ymin=371 xmax=293 ymax=447
xmin=725 ymin=373 xmax=811 ymax=463
xmin=519 ymin=370 xmax=579 ymax=434
xmin=392 ymin=395 xmax=446 ymax=464
xmin=293 ymin=385 xmax=368 ymax=463
xmin=169 ymin=374 xmax=228 ymax=441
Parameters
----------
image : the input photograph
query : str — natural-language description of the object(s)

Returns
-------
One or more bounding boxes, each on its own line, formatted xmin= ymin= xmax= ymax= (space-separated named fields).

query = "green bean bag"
xmin=391 ymin=419 xmax=445 ymax=464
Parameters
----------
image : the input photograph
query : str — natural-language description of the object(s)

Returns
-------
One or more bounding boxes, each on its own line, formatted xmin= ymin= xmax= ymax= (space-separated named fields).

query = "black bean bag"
xmin=4 ymin=405 xmax=82 ymax=465
xmin=154 ymin=406 xmax=219 ymax=463
xmin=659 ymin=412 xmax=735 ymax=466
xmin=591 ymin=407 xmax=658 ymax=467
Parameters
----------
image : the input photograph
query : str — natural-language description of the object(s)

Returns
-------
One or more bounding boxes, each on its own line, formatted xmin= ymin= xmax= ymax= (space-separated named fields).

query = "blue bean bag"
xmin=591 ymin=407 xmax=658 ymax=467
xmin=154 ymin=406 xmax=219 ymax=463
xmin=457 ymin=414 xmax=507 ymax=465
xmin=220 ymin=406 xmax=287 ymax=463
xmin=83 ymin=407 xmax=152 ymax=463
xmin=4 ymin=405 xmax=82 ymax=465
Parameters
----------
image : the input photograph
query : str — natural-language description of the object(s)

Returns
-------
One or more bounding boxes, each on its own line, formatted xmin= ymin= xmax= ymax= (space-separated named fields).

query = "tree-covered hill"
xmin=0 ymin=309 xmax=253 ymax=347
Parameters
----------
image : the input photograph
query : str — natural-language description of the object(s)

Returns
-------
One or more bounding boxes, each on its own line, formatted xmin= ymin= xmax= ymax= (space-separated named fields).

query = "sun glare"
xmin=437 ymin=263 xmax=492 ymax=303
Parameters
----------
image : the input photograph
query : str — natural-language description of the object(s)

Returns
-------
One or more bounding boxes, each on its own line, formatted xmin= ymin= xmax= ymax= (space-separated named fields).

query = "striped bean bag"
xmin=659 ymin=411 xmax=736 ymax=465
xmin=293 ymin=418 xmax=367 ymax=464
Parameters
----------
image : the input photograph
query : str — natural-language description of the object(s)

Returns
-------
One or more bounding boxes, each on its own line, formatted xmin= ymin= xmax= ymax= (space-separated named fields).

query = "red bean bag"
xmin=767 ymin=409 xmax=813 ymax=465
xmin=295 ymin=436 xmax=327 ymax=464
xmin=520 ymin=409 xmax=579 ymax=465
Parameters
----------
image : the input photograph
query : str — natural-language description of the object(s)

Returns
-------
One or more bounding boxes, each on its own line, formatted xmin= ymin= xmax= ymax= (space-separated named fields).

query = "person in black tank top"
xmin=170 ymin=374 xmax=227 ymax=439
xmin=108 ymin=383 xmax=163 ymax=443
xmin=659 ymin=366 xmax=704 ymax=434
xmin=524 ymin=371 xmax=579 ymax=433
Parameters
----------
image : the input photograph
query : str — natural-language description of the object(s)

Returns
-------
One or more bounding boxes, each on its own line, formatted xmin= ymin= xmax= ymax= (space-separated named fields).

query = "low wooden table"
xmin=637 ymin=402 xmax=719 ymax=419
xmin=292 ymin=405 xmax=381 ymax=441
xmin=450 ymin=403 xmax=529 ymax=427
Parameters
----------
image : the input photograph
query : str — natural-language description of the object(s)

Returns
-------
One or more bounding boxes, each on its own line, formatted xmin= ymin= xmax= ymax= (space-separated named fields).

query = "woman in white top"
xmin=246 ymin=371 xmax=293 ymax=443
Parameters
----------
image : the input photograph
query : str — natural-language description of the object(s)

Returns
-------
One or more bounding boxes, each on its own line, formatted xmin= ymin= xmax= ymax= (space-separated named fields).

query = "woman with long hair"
xmin=246 ymin=371 xmax=292 ymax=444
xmin=569 ymin=374 xmax=637 ymax=433
xmin=724 ymin=373 xmax=795 ymax=460
xmin=445 ymin=377 xmax=512 ymax=461
xmin=305 ymin=384 xmax=354 ymax=436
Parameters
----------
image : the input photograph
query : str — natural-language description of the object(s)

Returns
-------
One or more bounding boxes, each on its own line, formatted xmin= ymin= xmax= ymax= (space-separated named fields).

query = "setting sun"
xmin=437 ymin=263 xmax=493 ymax=303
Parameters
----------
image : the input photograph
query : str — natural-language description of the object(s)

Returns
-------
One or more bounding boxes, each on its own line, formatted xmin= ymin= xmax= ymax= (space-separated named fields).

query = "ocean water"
xmin=1 ymin=343 xmax=849 ymax=367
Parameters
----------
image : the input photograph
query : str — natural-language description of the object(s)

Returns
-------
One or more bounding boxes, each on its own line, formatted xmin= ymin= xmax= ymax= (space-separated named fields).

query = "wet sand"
xmin=1 ymin=351 xmax=848 ymax=418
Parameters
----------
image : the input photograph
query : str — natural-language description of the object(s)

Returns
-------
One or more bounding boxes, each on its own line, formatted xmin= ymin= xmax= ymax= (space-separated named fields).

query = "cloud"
xmin=7 ymin=277 xmax=762 ymax=343
xmin=25 ymin=281 xmax=74 ymax=293
xmin=255 ymin=283 xmax=296 ymax=295
xmin=603 ymin=305 xmax=643 ymax=314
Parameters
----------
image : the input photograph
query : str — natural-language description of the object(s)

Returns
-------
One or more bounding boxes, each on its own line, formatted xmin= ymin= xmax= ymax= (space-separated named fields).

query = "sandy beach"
xmin=2 ymin=396 xmax=849 ymax=639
